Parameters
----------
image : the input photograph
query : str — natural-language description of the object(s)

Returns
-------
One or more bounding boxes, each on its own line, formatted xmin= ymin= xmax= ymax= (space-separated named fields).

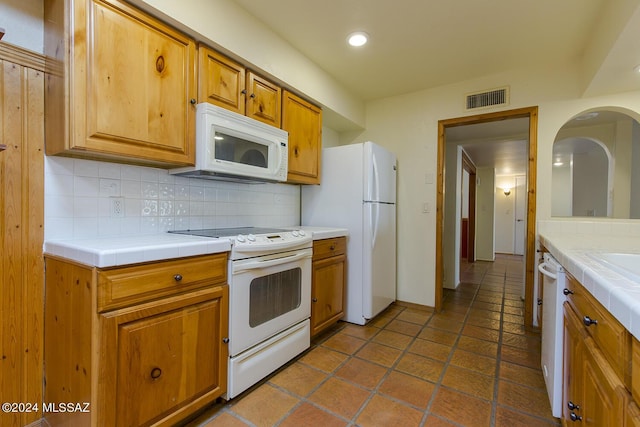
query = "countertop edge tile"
xmin=44 ymin=234 xmax=232 ymax=268
xmin=539 ymin=230 xmax=640 ymax=337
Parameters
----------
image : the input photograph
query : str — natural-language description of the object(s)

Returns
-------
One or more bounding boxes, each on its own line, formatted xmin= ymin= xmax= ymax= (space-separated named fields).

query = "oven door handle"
xmin=234 ymin=252 xmax=310 ymax=272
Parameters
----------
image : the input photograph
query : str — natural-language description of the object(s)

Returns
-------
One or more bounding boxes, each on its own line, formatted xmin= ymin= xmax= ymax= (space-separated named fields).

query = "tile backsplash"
xmin=44 ymin=157 xmax=301 ymax=240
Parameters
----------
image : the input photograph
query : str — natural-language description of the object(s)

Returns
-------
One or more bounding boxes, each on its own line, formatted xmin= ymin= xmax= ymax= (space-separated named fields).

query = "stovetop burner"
xmin=169 ymin=227 xmax=289 ymax=238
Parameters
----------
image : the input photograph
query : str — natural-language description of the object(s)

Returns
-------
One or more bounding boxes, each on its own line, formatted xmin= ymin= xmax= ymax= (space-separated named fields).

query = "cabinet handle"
xmin=174 ymin=274 xmax=183 ymax=282
xmin=222 ymin=337 xmax=229 ymax=344
xmin=150 ymin=367 xmax=162 ymax=380
xmin=563 ymin=288 xmax=574 ymax=296
xmin=190 ymin=98 xmax=196 ymax=105
xmin=567 ymin=401 xmax=580 ymax=411
xmin=583 ymin=315 xmax=598 ymax=327
xmin=537 ymin=298 xmax=542 ymax=306
xmin=312 ymin=298 xmax=318 ymax=303
xmin=569 ymin=412 xmax=582 ymax=422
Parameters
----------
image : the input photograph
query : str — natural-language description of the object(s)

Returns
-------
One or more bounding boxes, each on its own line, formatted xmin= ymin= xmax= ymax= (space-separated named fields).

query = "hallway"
xmin=190 ymin=254 xmax=559 ymax=426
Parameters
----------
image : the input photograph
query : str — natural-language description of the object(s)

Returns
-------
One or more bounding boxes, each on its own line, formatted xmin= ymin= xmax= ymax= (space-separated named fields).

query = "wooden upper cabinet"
xmin=44 ymin=0 xmax=197 ymax=167
xmin=198 ymin=45 xmax=281 ymax=127
xmin=246 ymin=72 xmax=281 ymax=127
xmin=198 ymin=46 xmax=246 ymax=115
xmin=282 ymin=90 xmax=322 ymax=184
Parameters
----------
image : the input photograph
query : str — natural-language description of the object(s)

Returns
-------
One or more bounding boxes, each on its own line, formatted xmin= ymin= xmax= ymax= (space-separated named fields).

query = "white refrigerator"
xmin=302 ymin=141 xmax=397 ymax=325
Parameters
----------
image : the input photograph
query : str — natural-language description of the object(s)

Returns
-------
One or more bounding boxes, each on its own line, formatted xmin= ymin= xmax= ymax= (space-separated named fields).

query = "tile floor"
xmin=188 ymin=254 xmax=560 ymax=427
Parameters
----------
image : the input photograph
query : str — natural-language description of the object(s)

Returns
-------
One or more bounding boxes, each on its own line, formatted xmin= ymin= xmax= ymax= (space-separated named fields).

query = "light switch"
xmin=423 ymin=202 xmax=431 ymax=213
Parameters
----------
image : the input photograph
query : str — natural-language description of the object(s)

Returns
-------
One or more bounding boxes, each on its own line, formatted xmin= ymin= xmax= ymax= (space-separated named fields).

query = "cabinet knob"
xmin=567 ymin=401 xmax=580 ymax=411
xmin=583 ymin=316 xmax=598 ymax=327
xmin=190 ymin=98 xmax=196 ymax=105
xmin=312 ymin=298 xmax=318 ymax=303
xmin=241 ymin=89 xmax=247 ymax=95
xmin=150 ymin=367 xmax=162 ymax=380
xmin=222 ymin=337 xmax=229 ymax=344
xmin=537 ymin=298 xmax=542 ymax=306
xmin=330 ymin=245 xmax=336 ymax=251
xmin=250 ymin=93 xmax=256 ymax=99
xmin=174 ymin=274 xmax=183 ymax=282
xmin=563 ymin=288 xmax=574 ymax=296
xmin=569 ymin=412 xmax=582 ymax=422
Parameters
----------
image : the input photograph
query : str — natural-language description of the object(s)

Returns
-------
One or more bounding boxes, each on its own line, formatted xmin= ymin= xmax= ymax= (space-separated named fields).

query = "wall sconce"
xmin=503 ymin=187 xmax=511 ymax=196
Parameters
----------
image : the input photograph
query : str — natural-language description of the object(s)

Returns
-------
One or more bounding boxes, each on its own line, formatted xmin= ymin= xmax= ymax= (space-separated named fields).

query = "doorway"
xmin=435 ymin=107 xmax=538 ymax=329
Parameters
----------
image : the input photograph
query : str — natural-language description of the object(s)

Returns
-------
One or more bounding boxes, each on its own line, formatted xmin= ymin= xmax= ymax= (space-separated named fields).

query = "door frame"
xmin=436 ymin=106 xmax=538 ymax=329
xmin=461 ymin=150 xmax=476 ymax=263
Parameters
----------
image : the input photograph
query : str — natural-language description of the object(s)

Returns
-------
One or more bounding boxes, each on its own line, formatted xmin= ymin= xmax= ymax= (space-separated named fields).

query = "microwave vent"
xmin=465 ymin=87 xmax=509 ymax=110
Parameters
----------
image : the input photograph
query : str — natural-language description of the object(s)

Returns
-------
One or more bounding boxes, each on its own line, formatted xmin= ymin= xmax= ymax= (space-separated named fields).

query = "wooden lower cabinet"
xmin=561 ymin=272 xmax=635 ymax=426
xmin=311 ymin=237 xmax=346 ymax=336
xmin=44 ymin=253 xmax=229 ymax=426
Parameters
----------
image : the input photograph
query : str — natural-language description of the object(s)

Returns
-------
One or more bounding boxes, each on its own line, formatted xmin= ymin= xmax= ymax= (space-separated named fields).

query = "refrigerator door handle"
xmin=372 ymin=152 xmax=380 ymax=202
xmin=369 ymin=202 xmax=379 ymax=248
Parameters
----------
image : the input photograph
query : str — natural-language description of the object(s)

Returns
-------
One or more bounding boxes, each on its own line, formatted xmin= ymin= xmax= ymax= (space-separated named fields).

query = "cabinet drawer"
xmin=98 ymin=253 xmax=227 ymax=311
xmin=565 ymin=273 xmax=631 ymax=385
xmin=313 ymin=237 xmax=346 ymax=261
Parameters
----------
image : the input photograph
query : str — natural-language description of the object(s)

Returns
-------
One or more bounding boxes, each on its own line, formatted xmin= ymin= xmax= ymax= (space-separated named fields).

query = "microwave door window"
xmin=214 ymin=132 xmax=269 ymax=169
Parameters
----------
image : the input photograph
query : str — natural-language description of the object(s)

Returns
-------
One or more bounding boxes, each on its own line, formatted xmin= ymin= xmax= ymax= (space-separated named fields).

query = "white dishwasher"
xmin=538 ymin=252 xmax=566 ymax=418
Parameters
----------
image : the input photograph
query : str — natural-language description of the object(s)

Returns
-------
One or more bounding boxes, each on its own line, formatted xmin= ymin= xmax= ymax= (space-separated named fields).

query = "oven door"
xmin=229 ymin=248 xmax=312 ymax=356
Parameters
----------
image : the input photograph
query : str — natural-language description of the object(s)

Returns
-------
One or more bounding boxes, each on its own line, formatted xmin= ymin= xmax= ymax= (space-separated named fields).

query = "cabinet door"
xmin=580 ymin=341 xmax=627 ymax=426
xmin=82 ymin=0 xmax=196 ymax=165
xmin=246 ymin=71 xmax=281 ymax=127
xmin=198 ymin=46 xmax=246 ymax=114
xmin=311 ymin=254 xmax=345 ymax=336
xmin=282 ymin=90 xmax=322 ymax=184
xmin=100 ymin=286 xmax=228 ymax=426
xmin=563 ymin=303 xmax=585 ymax=423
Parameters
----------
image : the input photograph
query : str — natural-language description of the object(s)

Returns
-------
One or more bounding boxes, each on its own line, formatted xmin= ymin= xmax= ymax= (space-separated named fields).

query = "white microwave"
xmin=170 ymin=103 xmax=288 ymax=182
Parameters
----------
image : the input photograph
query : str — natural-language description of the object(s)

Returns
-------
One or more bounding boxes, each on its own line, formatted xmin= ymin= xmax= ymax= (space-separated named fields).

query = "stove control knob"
xmin=299 ymin=230 xmax=306 ymax=236
xmin=292 ymin=230 xmax=299 ymax=237
xmin=236 ymin=234 xmax=246 ymax=243
xmin=247 ymin=234 xmax=256 ymax=242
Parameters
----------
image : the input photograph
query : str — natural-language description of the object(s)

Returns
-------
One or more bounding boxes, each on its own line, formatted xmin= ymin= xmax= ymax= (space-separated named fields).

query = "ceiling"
xmin=228 ymin=0 xmax=640 ymax=175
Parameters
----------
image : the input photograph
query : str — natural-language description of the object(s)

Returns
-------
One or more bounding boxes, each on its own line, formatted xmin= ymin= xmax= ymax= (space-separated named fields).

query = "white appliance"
xmin=169 ymin=227 xmax=312 ymax=399
xmin=170 ymin=103 xmax=288 ymax=182
xmin=302 ymin=141 xmax=397 ymax=325
xmin=538 ymin=252 xmax=566 ymax=418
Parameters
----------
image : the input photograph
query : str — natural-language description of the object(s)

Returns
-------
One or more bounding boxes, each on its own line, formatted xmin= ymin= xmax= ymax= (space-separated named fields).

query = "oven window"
xmin=249 ymin=268 xmax=302 ymax=327
xmin=214 ymin=132 xmax=269 ymax=168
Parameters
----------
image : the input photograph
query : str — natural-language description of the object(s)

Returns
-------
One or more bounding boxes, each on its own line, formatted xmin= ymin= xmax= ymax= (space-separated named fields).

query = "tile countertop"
xmin=298 ymin=226 xmax=349 ymax=240
xmin=43 ymin=226 xmax=348 ymax=268
xmin=538 ymin=231 xmax=640 ymax=338
xmin=43 ymin=234 xmax=232 ymax=268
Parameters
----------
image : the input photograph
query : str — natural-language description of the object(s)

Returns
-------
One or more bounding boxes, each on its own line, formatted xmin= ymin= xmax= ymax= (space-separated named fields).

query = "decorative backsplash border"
xmin=44 ymin=156 xmax=301 ymax=240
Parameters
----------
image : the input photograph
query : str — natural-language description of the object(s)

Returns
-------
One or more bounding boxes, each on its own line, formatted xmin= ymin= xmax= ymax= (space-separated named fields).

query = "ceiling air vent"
xmin=465 ymin=86 xmax=509 ymax=110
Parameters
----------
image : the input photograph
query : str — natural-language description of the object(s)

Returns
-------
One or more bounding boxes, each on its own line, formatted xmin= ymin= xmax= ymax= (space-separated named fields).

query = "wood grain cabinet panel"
xmin=45 ymin=254 xmax=229 ymax=426
xmin=311 ymin=237 xmax=346 ymax=336
xmin=198 ymin=46 xmax=281 ymax=127
xmin=45 ymin=0 xmax=197 ymax=166
xmin=562 ymin=273 xmax=636 ymax=426
xmin=282 ymin=90 xmax=322 ymax=184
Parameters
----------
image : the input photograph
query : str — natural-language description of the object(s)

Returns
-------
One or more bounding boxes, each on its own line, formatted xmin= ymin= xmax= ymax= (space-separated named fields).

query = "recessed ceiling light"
xmin=347 ymin=32 xmax=368 ymax=47
xmin=634 ymin=64 xmax=640 ymax=73
xmin=553 ymin=161 xmax=564 ymax=166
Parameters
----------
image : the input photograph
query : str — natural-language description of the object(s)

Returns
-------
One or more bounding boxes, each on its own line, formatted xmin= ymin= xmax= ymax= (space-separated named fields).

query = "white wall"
xmin=350 ymin=58 xmax=640 ymax=307
xmin=476 ymin=168 xmax=495 ymax=261
xmin=0 ymin=0 xmax=43 ymax=53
